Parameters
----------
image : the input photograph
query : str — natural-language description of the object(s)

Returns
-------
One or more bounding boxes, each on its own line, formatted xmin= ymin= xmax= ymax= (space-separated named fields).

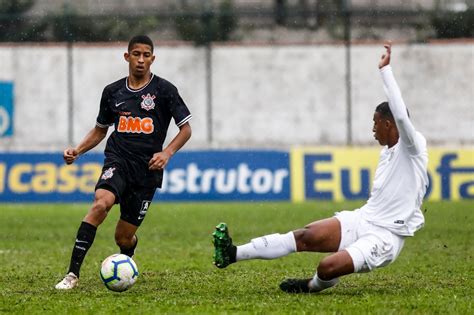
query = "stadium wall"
xmin=0 ymin=42 xmax=472 ymax=202
xmin=0 ymin=42 xmax=472 ymax=150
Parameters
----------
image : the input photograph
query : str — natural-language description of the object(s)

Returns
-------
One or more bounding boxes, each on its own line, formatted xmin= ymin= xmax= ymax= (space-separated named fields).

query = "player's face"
xmin=372 ymin=112 xmax=389 ymax=146
xmin=125 ymin=44 xmax=155 ymax=78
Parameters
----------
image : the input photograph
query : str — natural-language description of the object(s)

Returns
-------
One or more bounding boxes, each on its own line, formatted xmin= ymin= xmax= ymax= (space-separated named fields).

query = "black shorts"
xmin=95 ymin=161 xmax=157 ymax=227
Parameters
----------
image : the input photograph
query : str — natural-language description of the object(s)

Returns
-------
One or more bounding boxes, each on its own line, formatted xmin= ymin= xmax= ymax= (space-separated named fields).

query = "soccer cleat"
xmin=279 ymin=278 xmax=314 ymax=293
xmin=55 ymin=272 xmax=79 ymax=290
xmin=212 ymin=222 xmax=235 ymax=268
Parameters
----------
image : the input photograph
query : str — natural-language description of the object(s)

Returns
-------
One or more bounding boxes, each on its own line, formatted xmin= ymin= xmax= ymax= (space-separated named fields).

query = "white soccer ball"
xmin=100 ymin=254 xmax=139 ymax=292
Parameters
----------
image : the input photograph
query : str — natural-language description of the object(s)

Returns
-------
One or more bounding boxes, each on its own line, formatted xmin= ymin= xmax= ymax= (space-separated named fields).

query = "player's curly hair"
xmin=375 ymin=102 xmax=393 ymax=120
xmin=376 ymin=101 xmax=410 ymax=120
xmin=128 ymin=35 xmax=154 ymax=53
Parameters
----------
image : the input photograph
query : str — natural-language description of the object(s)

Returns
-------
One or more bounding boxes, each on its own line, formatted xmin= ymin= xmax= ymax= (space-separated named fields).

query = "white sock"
xmin=236 ymin=232 xmax=297 ymax=261
xmin=308 ymin=274 xmax=339 ymax=292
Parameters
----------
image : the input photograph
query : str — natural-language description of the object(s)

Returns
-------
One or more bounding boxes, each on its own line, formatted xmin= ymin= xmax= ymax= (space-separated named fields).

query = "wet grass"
xmin=0 ymin=201 xmax=472 ymax=314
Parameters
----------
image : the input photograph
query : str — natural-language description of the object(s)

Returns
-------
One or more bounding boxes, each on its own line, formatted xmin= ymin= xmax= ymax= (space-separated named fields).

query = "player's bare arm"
xmin=148 ymin=122 xmax=191 ymax=170
xmin=63 ymin=126 xmax=108 ymax=165
xmin=379 ymin=41 xmax=392 ymax=69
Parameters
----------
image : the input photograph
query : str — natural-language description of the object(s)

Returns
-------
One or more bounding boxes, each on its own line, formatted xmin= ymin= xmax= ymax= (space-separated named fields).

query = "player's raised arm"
xmin=378 ymin=42 xmax=420 ymax=154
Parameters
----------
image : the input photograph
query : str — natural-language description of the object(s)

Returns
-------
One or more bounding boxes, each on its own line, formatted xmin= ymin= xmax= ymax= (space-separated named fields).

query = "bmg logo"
xmin=0 ymin=82 xmax=14 ymax=137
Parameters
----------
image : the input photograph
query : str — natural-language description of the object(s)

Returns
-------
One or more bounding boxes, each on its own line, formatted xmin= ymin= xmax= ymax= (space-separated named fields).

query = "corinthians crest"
xmin=141 ymin=93 xmax=156 ymax=111
xmin=101 ymin=167 xmax=116 ymax=180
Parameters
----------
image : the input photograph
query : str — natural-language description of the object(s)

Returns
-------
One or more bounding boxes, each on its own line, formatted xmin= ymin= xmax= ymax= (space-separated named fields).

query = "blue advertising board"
xmin=0 ymin=151 xmax=291 ymax=202
xmin=158 ymin=150 xmax=290 ymax=201
xmin=0 ymin=153 xmax=102 ymax=202
xmin=0 ymin=81 xmax=14 ymax=137
xmin=1 ymin=148 xmax=471 ymax=202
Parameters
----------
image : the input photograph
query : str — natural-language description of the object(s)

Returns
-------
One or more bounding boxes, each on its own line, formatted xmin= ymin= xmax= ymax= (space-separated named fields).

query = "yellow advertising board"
xmin=290 ymin=147 xmax=474 ymax=202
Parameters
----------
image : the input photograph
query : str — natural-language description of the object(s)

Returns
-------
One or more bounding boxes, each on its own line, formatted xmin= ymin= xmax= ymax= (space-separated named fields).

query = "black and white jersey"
xmin=96 ymin=74 xmax=191 ymax=187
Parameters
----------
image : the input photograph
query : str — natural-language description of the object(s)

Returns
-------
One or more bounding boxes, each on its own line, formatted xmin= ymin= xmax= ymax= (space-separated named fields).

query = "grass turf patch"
xmin=0 ymin=201 xmax=472 ymax=314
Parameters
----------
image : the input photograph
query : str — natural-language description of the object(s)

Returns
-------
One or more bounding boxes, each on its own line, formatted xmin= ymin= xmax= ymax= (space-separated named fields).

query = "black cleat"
xmin=279 ymin=278 xmax=314 ymax=293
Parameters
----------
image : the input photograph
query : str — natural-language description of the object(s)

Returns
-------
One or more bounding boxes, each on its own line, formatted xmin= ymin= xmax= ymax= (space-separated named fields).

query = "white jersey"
xmin=358 ymin=65 xmax=429 ymax=236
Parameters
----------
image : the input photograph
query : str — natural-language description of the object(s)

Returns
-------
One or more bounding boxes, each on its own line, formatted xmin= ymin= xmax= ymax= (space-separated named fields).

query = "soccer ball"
xmin=100 ymin=254 xmax=139 ymax=292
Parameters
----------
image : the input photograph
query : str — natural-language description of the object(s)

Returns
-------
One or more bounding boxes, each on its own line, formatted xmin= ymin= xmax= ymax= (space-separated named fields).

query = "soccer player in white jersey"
xmin=212 ymin=42 xmax=429 ymax=293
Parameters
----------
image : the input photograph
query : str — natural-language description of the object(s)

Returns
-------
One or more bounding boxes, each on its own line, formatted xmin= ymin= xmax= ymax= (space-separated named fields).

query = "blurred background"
xmin=0 ymin=0 xmax=473 ymax=149
xmin=0 ymin=0 xmax=472 ymax=202
xmin=1 ymin=0 xmax=473 ymax=43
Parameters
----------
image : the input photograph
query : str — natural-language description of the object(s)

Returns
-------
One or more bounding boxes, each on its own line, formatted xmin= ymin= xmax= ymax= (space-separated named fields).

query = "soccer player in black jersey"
xmin=56 ymin=35 xmax=192 ymax=290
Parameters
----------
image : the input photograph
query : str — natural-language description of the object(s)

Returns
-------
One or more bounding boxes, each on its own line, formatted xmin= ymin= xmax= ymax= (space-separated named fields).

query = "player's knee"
xmin=91 ymin=198 xmax=112 ymax=216
xmin=294 ymin=227 xmax=318 ymax=251
xmin=92 ymin=200 xmax=107 ymax=213
xmin=293 ymin=228 xmax=308 ymax=251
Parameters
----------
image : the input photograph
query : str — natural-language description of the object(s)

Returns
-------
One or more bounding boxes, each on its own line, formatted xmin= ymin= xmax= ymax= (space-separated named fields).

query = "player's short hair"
xmin=376 ymin=101 xmax=410 ymax=120
xmin=128 ymin=35 xmax=154 ymax=53
xmin=375 ymin=102 xmax=394 ymax=120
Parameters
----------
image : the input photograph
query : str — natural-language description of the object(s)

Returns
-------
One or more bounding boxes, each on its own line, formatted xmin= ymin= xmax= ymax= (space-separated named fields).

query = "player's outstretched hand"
xmin=149 ymin=151 xmax=171 ymax=170
xmin=379 ymin=41 xmax=392 ymax=69
xmin=63 ymin=148 xmax=79 ymax=165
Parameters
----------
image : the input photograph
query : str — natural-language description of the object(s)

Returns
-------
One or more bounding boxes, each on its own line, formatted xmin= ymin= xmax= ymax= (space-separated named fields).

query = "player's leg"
xmin=116 ymin=185 xmax=155 ymax=258
xmin=56 ymin=162 xmax=125 ymax=290
xmin=280 ymin=250 xmax=354 ymax=293
xmin=213 ymin=217 xmax=341 ymax=268
xmin=70 ymin=189 xmax=116 ymax=275
xmin=55 ymin=188 xmax=116 ymax=289
xmin=293 ymin=217 xmax=341 ymax=252
xmin=279 ymin=210 xmax=360 ymax=293
xmin=115 ymin=219 xmax=139 ymax=258
xmin=284 ymin=232 xmax=403 ymax=293
xmin=83 ymin=188 xmax=116 ymax=225
xmin=281 ymin=213 xmax=405 ymax=294
xmin=317 ymin=249 xmax=355 ymax=280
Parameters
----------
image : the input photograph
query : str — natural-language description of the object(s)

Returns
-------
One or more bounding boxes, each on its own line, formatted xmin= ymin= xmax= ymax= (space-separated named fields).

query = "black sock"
xmin=67 ymin=221 xmax=97 ymax=277
xmin=120 ymin=235 xmax=138 ymax=258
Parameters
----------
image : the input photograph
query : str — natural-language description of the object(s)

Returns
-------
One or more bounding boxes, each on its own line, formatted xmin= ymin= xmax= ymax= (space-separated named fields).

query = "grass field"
xmin=0 ymin=201 xmax=472 ymax=314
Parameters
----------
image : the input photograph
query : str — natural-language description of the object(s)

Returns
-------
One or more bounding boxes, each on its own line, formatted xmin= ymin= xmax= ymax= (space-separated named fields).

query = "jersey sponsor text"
xmin=117 ymin=116 xmax=154 ymax=134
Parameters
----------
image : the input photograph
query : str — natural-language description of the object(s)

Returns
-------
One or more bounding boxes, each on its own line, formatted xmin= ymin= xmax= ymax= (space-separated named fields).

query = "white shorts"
xmin=335 ymin=210 xmax=405 ymax=273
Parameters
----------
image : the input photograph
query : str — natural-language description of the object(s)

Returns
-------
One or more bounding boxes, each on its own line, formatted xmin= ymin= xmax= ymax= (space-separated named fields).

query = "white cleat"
xmin=55 ymin=272 xmax=79 ymax=290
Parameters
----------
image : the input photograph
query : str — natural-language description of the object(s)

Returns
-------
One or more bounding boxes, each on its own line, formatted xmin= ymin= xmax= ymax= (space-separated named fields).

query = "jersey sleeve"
xmin=168 ymin=85 xmax=192 ymax=127
xmin=380 ymin=65 xmax=421 ymax=155
xmin=96 ymin=88 xmax=114 ymax=128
